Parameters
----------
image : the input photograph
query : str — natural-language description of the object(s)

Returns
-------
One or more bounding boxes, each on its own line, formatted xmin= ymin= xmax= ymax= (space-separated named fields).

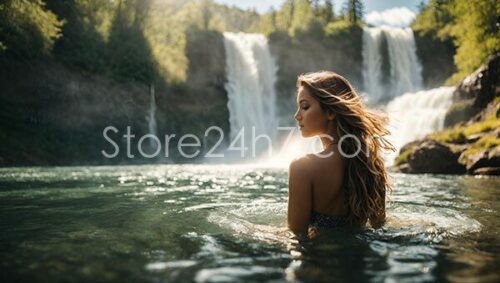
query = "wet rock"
xmin=464 ymin=151 xmax=490 ymax=173
xmin=463 ymin=146 xmax=500 ymax=175
xmin=452 ymin=53 xmax=499 ymax=108
xmin=444 ymin=99 xmax=477 ymax=127
xmin=473 ymin=167 xmax=500 ymax=176
xmin=185 ymin=28 xmax=227 ymax=97
xmin=399 ymin=140 xmax=422 ymax=154
xmin=396 ymin=163 xmax=411 ymax=173
xmin=445 ymin=53 xmax=499 ymax=127
xmin=486 ymin=147 xmax=500 ymax=172
xmin=466 ymin=133 xmax=485 ymax=143
xmin=406 ymin=140 xmax=465 ymax=174
xmin=488 ymin=146 xmax=500 ymax=160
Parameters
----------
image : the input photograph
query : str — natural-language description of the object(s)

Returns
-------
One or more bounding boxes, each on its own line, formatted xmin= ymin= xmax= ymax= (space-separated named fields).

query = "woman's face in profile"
xmin=294 ymin=86 xmax=331 ymax=138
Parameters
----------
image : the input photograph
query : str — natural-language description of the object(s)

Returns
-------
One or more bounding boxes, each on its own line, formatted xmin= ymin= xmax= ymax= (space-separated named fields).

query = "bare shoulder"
xmin=289 ymin=154 xmax=315 ymax=175
xmin=288 ymin=155 xmax=314 ymax=194
xmin=289 ymin=152 xmax=342 ymax=180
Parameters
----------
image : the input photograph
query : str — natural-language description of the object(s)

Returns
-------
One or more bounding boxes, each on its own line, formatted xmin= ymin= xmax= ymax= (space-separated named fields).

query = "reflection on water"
xmin=0 ymin=165 xmax=498 ymax=282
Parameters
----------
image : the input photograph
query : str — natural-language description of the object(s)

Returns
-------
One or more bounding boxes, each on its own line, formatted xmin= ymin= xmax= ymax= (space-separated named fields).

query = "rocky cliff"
xmin=0 ymin=28 xmax=230 ymax=166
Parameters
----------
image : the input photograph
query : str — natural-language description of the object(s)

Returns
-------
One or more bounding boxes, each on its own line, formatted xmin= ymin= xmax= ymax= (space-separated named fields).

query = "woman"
xmin=288 ymin=71 xmax=394 ymax=237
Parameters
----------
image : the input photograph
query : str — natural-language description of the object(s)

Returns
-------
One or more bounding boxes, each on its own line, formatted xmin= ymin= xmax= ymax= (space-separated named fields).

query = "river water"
xmin=0 ymin=165 xmax=498 ymax=282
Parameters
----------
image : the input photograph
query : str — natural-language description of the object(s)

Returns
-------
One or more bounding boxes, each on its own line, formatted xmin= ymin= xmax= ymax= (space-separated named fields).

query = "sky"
xmin=213 ymin=0 xmax=426 ymax=14
xmin=213 ymin=0 xmax=427 ymax=28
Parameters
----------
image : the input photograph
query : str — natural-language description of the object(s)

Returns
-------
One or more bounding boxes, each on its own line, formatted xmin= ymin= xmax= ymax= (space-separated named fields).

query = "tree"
xmin=201 ymin=0 xmax=211 ymax=30
xmin=318 ymin=0 xmax=335 ymax=24
xmin=412 ymin=0 xmax=500 ymax=82
xmin=287 ymin=0 xmax=295 ymax=30
xmin=417 ymin=0 xmax=426 ymax=12
xmin=0 ymin=0 xmax=63 ymax=58
xmin=412 ymin=0 xmax=453 ymax=40
xmin=345 ymin=0 xmax=364 ymax=25
xmin=107 ymin=0 xmax=156 ymax=83
xmin=311 ymin=0 xmax=320 ymax=15
xmin=289 ymin=0 xmax=314 ymax=35
xmin=45 ymin=0 xmax=114 ymax=72
xmin=447 ymin=0 xmax=499 ymax=80
xmin=270 ymin=7 xmax=278 ymax=30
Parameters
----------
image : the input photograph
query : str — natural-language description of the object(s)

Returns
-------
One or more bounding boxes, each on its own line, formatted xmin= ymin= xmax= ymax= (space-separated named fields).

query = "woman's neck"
xmin=320 ymin=134 xmax=337 ymax=151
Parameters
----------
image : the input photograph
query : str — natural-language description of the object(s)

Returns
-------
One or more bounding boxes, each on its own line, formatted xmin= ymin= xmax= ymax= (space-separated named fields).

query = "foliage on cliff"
xmin=0 ymin=0 xmax=367 ymax=86
xmin=0 ymin=0 xmax=260 ymax=85
xmin=0 ymin=0 xmax=63 ymax=58
xmin=412 ymin=0 xmax=500 ymax=83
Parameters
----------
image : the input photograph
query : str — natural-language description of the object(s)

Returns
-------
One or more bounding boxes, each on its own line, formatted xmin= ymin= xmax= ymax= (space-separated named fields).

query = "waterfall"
xmin=147 ymin=83 xmax=158 ymax=149
xmin=385 ymin=28 xmax=423 ymax=98
xmin=362 ymin=28 xmax=384 ymax=102
xmin=219 ymin=26 xmax=453 ymax=165
xmin=362 ymin=25 xmax=453 ymax=165
xmin=385 ymin=87 xmax=455 ymax=165
xmin=222 ymin=32 xmax=279 ymax=158
xmin=362 ymin=27 xmax=422 ymax=102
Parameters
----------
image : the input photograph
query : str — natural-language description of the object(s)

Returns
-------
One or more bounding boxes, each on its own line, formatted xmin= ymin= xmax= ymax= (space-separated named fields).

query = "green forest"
xmin=0 ymin=0 xmax=498 ymax=165
xmin=1 ymin=0 xmax=497 ymax=85
xmin=412 ymin=0 xmax=499 ymax=83
xmin=0 ymin=0 xmax=365 ymax=86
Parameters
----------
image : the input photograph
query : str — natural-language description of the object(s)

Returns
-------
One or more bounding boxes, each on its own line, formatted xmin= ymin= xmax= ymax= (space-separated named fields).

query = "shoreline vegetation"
xmin=0 ymin=0 xmax=498 ymax=174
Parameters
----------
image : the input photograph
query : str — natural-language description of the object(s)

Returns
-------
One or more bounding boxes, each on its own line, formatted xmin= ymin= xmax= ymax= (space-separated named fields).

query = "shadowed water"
xmin=0 ymin=165 xmax=498 ymax=282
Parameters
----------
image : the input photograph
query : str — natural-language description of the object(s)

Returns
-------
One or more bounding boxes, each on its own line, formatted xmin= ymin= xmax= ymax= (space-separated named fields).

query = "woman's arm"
xmin=287 ymin=158 xmax=313 ymax=236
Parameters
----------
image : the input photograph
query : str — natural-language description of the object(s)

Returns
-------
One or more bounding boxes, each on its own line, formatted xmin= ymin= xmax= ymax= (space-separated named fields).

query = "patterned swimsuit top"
xmin=310 ymin=211 xmax=347 ymax=229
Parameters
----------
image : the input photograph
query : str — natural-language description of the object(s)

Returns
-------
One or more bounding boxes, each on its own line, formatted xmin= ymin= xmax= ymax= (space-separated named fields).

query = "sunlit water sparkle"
xmin=0 ymin=165 xmax=498 ymax=282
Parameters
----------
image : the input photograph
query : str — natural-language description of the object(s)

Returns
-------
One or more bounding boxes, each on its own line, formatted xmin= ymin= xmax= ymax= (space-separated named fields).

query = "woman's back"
xmin=289 ymin=150 xmax=349 ymax=232
xmin=306 ymin=148 xmax=347 ymax=217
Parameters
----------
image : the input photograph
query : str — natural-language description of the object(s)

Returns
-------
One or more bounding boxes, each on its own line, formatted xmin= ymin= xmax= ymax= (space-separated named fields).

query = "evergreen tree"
xmin=107 ymin=0 xmax=156 ymax=83
xmin=345 ymin=0 xmax=364 ymax=25
xmin=45 ymin=0 xmax=113 ymax=72
xmin=0 ymin=0 xmax=62 ymax=58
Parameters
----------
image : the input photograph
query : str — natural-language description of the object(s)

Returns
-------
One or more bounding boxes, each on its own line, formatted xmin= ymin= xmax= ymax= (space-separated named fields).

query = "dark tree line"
xmin=1 ymin=0 xmax=158 ymax=84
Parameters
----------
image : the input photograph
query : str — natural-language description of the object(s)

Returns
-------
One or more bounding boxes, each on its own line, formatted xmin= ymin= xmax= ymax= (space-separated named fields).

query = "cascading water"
xmin=362 ymin=28 xmax=384 ymax=102
xmin=385 ymin=28 xmax=422 ymax=98
xmin=362 ymin=26 xmax=454 ymax=165
xmin=147 ymin=83 xmax=158 ymax=149
xmin=362 ymin=27 xmax=422 ymax=102
xmin=222 ymin=32 xmax=279 ymax=159
xmin=221 ymin=25 xmax=454 ymax=166
xmin=385 ymin=87 xmax=455 ymax=164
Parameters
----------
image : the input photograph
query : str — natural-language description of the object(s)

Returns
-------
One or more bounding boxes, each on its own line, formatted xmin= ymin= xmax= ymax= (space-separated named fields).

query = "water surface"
xmin=0 ymin=165 xmax=498 ymax=282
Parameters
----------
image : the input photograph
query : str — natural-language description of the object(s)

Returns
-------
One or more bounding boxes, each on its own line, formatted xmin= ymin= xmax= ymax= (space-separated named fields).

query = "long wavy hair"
xmin=297 ymin=71 xmax=394 ymax=228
